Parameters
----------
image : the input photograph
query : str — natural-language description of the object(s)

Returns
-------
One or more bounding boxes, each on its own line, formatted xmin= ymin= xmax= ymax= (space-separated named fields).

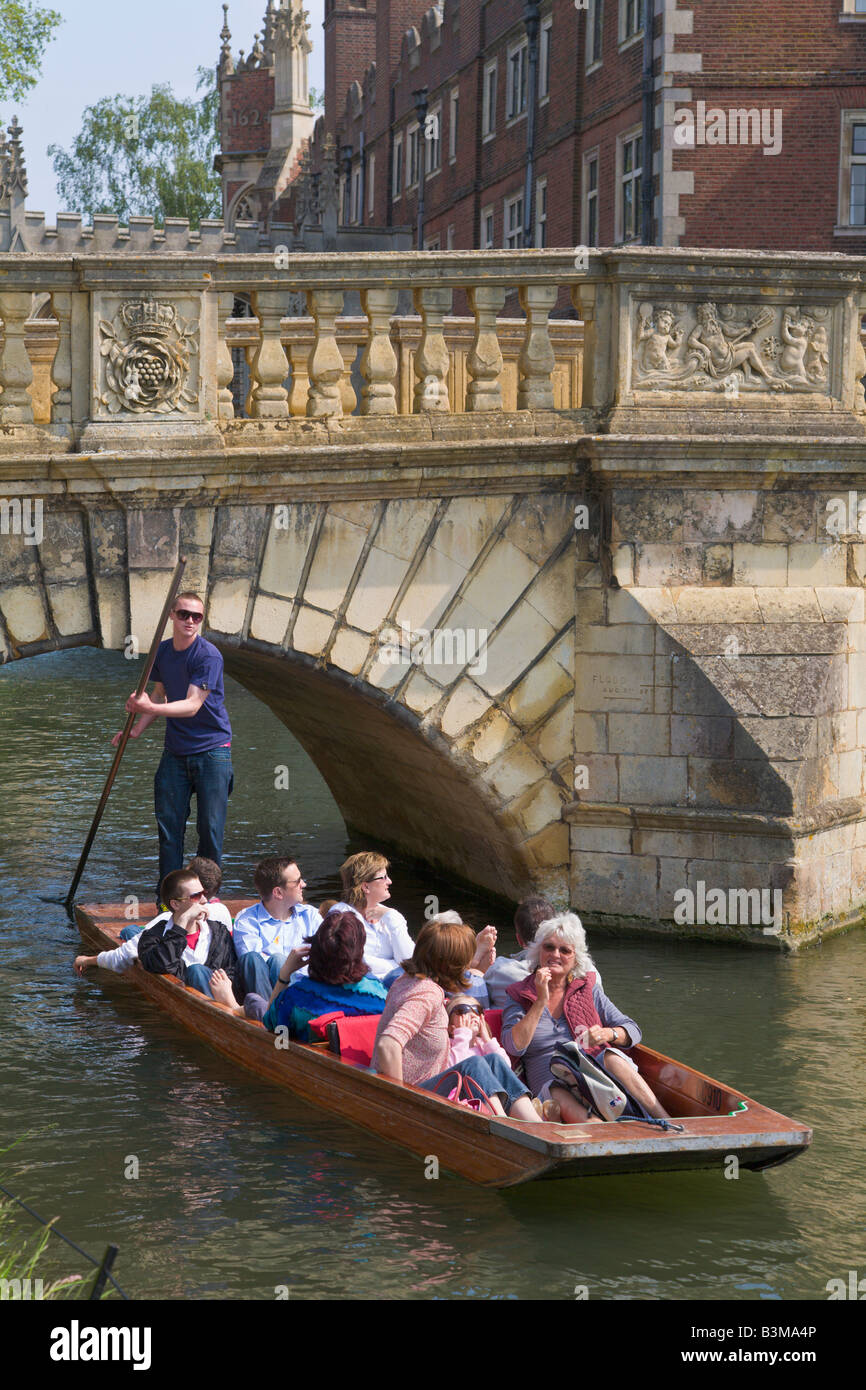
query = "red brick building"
xmin=218 ymin=1 xmax=866 ymax=253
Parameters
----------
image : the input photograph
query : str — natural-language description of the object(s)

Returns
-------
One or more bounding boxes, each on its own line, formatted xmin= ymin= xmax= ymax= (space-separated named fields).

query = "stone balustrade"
xmin=1 ymin=247 xmax=865 ymax=454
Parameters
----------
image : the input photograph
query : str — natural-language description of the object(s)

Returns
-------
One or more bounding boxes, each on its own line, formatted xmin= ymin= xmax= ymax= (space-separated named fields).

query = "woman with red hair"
xmin=261 ymin=910 xmax=387 ymax=1041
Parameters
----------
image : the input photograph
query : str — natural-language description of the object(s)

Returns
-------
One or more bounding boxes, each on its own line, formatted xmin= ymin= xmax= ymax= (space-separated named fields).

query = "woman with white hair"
xmin=501 ymin=912 xmax=670 ymax=1124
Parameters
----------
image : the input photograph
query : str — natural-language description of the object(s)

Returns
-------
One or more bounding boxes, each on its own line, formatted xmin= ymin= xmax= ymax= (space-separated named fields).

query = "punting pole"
xmin=60 ymin=556 xmax=187 ymax=914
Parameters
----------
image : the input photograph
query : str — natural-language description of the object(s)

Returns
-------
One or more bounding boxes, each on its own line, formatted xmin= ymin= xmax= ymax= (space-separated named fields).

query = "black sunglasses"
xmin=175 ymin=609 xmax=204 ymax=623
xmin=450 ymin=1003 xmax=482 ymax=1017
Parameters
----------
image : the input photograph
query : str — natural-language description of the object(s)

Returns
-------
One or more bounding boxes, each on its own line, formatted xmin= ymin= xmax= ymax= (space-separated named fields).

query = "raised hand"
xmin=534 ymin=965 xmax=552 ymax=1005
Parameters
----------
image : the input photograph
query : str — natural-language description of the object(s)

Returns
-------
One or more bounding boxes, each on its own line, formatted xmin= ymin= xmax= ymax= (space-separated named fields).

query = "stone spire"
xmin=6 ymin=116 xmax=27 ymax=195
xmin=219 ymin=3 xmax=235 ymax=74
xmin=0 ymin=127 xmax=9 ymax=201
xmin=271 ymin=0 xmax=314 ymax=153
xmin=263 ymin=0 xmax=278 ymax=65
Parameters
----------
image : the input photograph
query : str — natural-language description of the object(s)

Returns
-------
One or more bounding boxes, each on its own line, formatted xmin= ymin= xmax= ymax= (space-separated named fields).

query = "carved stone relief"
xmin=97 ymin=297 xmax=199 ymax=415
xmin=631 ymin=300 xmax=832 ymax=395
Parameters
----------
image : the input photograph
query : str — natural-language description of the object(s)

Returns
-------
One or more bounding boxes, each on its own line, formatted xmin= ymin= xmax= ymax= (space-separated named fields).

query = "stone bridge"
xmin=2 ymin=245 xmax=866 ymax=948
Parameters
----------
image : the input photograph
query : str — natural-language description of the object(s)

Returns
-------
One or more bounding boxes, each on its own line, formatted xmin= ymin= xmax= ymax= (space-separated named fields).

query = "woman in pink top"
xmin=373 ymin=917 xmax=541 ymax=1122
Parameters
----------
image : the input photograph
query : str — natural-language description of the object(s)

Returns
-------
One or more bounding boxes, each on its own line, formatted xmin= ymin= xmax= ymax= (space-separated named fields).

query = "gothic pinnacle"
xmin=7 ymin=116 xmax=27 ymax=195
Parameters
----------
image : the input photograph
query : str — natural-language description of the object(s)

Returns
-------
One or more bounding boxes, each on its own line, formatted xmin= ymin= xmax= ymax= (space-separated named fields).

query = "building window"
xmin=483 ymin=60 xmax=497 ymax=138
xmin=620 ymin=0 xmax=643 ymax=44
xmin=408 ymin=123 xmax=421 ymax=187
xmin=839 ymin=112 xmax=866 ymax=226
xmin=392 ymin=134 xmax=403 ymax=200
xmin=842 ymin=0 xmax=866 ymax=14
xmin=583 ymin=149 xmax=599 ymax=246
xmin=449 ymin=87 xmax=459 ymax=162
xmin=586 ymin=0 xmax=603 ymax=68
xmin=504 ymin=193 xmax=524 ymax=248
xmin=507 ymin=40 xmax=528 ymax=120
xmin=351 ymin=165 xmax=361 ymax=223
xmin=617 ymin=130 xmax=642 ymax=242
xmin=425 ymin=102 xmax=441 ymax=174
xmin=481 ymin=204 xmax=495 ymax=249
xmin=424 ymin=235 xmax=441 ymax=250
xmin=368 ymin=152 xmax=375 ymax=215
xmin=535 ymin=178 xmax=547 ymax=247
xmin=539 ymin=17 xmax=552 ymax=101
xmin=446 ymin=223 xmax=456 ymax=249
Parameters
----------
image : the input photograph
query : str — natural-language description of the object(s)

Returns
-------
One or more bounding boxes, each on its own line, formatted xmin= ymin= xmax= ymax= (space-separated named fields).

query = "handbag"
xmin=550 ymin=1040 xmax=636 ymax=1121
xmin=437 ymin=1068 xmax=496 ymax=1116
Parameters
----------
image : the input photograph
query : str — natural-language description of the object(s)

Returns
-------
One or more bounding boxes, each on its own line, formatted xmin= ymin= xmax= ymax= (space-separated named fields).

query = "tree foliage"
xmin=0 ymin=0 xmax=61 ymax=104
xmin=48 ymin=67 xmax=221 ymax=228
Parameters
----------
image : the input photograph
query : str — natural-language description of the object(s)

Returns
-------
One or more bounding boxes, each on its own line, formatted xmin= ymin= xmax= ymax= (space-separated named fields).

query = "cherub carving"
xmin=635 ymin=304 xmax=683 ymax=373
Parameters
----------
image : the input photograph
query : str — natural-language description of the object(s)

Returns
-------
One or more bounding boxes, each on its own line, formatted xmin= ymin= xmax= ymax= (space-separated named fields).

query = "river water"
xmin=0 ymin=648 xmax=863 ymax=1302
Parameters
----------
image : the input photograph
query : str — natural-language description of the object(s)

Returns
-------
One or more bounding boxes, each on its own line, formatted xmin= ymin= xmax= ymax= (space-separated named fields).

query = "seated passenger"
xmin=136 ymin=868 xmax=240 ymax=1000
xmin=117 ymin=855 xmax=232 ymax=944
xmin=328 ymin=852 xmax=415 ymax=979
xmin=258 ymin=911 xmax=388 ymax=1040
xmin=483 ymin=896 xmax=554 ymax=1007
xmin=372 ymin=916 xmax=541 ymax=1123
xmin=501 ymin=913 xmax=668 ymax=1124
xmin=445 ymin=994 xmax=512 ymax=1070
xmin=381 ymin=909 xmax=497 ymax=1004
xmin=233 ymin=855 xmax=323 ymax=1000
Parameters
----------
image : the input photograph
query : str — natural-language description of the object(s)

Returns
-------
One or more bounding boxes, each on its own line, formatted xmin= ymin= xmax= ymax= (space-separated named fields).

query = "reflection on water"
xmin=1 ymin=648 xmax=864 ymax=1300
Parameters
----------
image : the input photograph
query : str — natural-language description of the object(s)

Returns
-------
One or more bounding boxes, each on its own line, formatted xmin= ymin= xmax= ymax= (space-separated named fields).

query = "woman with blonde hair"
xmin=373 ymin=915 xmax=541 ymax=1122
xmin=328 ymin=851 xmax=415 ymax=979
xmin=501 ymin=912 xmax=670 ymax=1124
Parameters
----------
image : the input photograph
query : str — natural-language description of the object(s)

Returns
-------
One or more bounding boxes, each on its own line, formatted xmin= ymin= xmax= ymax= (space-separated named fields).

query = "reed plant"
xmin=0 ymin=1199 xmax=85 ymax=1300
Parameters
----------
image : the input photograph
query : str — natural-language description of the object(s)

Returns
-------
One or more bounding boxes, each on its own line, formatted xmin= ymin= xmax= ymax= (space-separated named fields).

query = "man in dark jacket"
xmin=138 ymin=867 xmax=239 ymax=1000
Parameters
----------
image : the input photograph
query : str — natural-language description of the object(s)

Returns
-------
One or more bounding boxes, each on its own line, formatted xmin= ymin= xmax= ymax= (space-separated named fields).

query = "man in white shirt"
xmin=233 ymin=856 xmax=322 ymax=999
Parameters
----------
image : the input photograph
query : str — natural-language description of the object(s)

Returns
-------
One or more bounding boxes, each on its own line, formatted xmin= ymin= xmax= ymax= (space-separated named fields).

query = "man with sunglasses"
xmin=113 ymin=591 xmax=233 ymax=905
xmin=233 ymin=856 xmax=322 ymax=1001
xmin=136 ymin=869 xmax=240 ymax=999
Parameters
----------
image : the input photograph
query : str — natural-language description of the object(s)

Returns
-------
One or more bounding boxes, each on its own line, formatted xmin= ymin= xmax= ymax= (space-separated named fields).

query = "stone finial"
xmin=263 ymin=0 xmax=277 ymax=64
xmin=251 ymin=33 xmax=265 ymax=66
xmin=6 ymin=117 xmax=27 ymax=195
xmin=219 ymin=3 xmax=235 ymax=74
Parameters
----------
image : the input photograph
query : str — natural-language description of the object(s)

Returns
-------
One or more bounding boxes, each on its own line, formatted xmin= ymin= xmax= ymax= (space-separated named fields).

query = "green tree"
xmin=48 ymin=67 xmax=221 ymax=228
xmin=0 ymin=0 xmax=61 ymax=104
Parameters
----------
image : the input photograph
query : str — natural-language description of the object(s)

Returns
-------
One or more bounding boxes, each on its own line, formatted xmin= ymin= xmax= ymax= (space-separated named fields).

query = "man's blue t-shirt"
xmin=151 ymin=636 xmax=232 ymax=756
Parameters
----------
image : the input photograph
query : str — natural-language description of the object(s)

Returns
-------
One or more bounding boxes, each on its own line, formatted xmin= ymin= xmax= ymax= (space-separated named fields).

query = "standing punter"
xmin=113 ymin=590 xmax=233 ymax=903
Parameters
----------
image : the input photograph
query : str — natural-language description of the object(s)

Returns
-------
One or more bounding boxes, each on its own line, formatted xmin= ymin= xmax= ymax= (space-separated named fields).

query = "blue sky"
xmin=8 ymin=0 xmax=326 ymax=220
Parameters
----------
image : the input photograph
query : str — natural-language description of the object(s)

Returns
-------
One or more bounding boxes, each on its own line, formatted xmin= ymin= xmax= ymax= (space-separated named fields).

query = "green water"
xmin=0 ymin=648 xmax=863 ymax=1300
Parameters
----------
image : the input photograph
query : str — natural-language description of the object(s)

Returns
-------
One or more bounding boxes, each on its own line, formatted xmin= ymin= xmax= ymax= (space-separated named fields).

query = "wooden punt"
xmin=75 ymin=901 xmax=812 ymax=1188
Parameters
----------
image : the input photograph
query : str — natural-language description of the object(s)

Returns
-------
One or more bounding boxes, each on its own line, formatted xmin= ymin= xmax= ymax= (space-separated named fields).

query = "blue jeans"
xmin=237 ymin=951 xmax=287 ymax=999
xmin=184 ymin=963 xmax=216 ymax=998
xmin=120 ymin=924 xmax=146 ymax=942
xmin=421 ymin=1054 xmax=529 ymax=1113
xmin=154 ymin=747 xmax=233 ymax=896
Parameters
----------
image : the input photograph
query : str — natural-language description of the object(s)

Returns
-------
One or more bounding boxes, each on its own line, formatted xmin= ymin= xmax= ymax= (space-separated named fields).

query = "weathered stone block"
xmin=507 ymin=652 xmax=572 ymax=727
xmin=571 ymin=850 xmax=659 ymax=918
xmin=672 ymin=588 xmax=761 ymax=623
xmin=250 ymin=595 xmax=291 ymax=645
xmin=703 ymin=544 xmax=732 ymax=585
xmin=397 ymin=545 xmax=467 ymax=634
xmin=816 ymin=710 xmax=857 ymax=754
xmin=736 ymin=715 xmax=817 ymax=761
xmin=515 ymin=780 xmax=566 ymax=837
xmin=208 ymin=578 xmax=250 ymax=635
xmin=816 ymin=587 xmax=864 ymax=623
xmin=732 ymin=543 xmax=787 ymax=587
xmin=574 ymin=711 xmax=608 ymax=754
xmin=574 ymin=623 xmax=654 ymax=655
xmin=484 ymin=741 xmax=547 ymax=801
xmin=0 ymin=530 xmax=39 ymax=582
xmin=571 ymin=823 xmax=633 ymax=854
xmin=687 ymin=756 xmax=795 ymax=814
xmin=127 ymin=508 xmax=180 ymax=571
xmin=619 ymin=755 xmax=687 ymax=805
xmin=47 ymin=584 xmax=91 ymax=637
xmin=536 ymin=699 xmax=575 ymax=766
xmin=89 ymin=510 xmax=126 ymax=576
xmin=0 ymin=585 xmax=47 ymax=643
xmin=440 ymin=679 xmax=491 ymax=738
xmin=403 ymin=671 xmax=442 ymax=715
xmin=330 ymin=626 xmax=373 ymax=676
xmin=345 ymin=546 xmax=408 ymax=633
xmin=633 ymin=828 xmax=714 ymax=859
xmin=433 ymin=497 xmax=508 ymax=570
xmin=462 ymin=538 xmax=539 ymax=626
xmin=39 ymin=511 xmax=88 ymax=582
xmin=572 ymin=753 xmax=618 ymax=801
xmin=611 ymin=544 xmax=634 ymax=586
xmin=94 ymin=575 xmax=127 ymax=650
xmin=464 ymin=709 xmax=520 ymax=764
xmin=762 ymin=492 xmax=817 ymax=543
xmin=609 ymin=713 xmax=670 ymax=756
xmin=210 ymin=506 xmax=269 ymax=576
xmin=127 ymin=572 xmax=174 ymax=649
xmin=611 ymin=487 xmax=684 ymax=544
xmin=527 ymin=551 xmax=575 ymax=629
xmin=304 ymin=511 xmax=368 ymax=612
xmin=671 ymin=714 xmax=732 ymax=757
xmin=607 ymin=587 xmax=676 ymax=625
xmin=474 ymin=601 xmax=557 ymax=697
xmin=635 ymin=544 xmax=703 ymax=586
xmin=683 ymin=490 xmax=761 ymax=542
xmin=756 ymin=588 xmax=822 ymax=622
xmin=506 ymin=494 xmax=575 ymax=564
xmin=258 ymin=504 xmax=318 ymax=598
xmin=575 ymin=654 xmax=655 ymax=713
xmin=787 ymin=543 xmax=847 ymax=586
xmin=291 ymin=605 xmax=335 ymax=657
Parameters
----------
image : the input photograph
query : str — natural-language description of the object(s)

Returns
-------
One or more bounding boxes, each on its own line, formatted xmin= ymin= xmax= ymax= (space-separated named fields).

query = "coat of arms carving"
xmin=98 ymin=298 xmax=199 ymax=414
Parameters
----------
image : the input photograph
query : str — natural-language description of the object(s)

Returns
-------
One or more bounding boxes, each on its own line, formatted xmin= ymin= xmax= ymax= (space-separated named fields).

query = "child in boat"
xmin=445 ymin=994 xmax=513 ymax=1068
